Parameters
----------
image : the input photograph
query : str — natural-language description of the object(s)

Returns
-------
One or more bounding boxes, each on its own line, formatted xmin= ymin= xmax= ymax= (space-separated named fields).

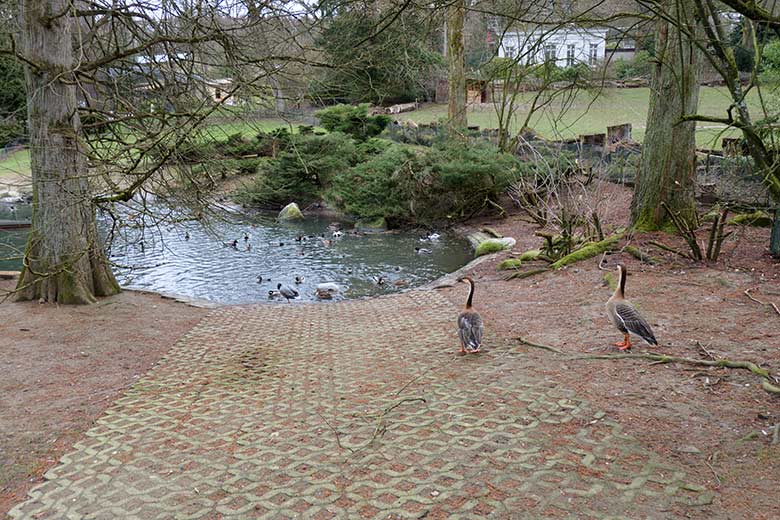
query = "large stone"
xmin=277 ymin=202 xmax=304 ymax=221
xmin=355 ymin=217 xmax=387 ymax=233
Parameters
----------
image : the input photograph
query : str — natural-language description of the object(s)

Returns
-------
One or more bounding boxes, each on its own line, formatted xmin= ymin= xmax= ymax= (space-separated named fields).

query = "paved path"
xmin=9 ymin=291 xmax=712 ymax=519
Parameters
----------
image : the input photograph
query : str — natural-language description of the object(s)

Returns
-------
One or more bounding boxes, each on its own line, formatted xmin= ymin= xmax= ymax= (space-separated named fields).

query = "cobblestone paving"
xmin=9 ymin=291 xmax=713 ymax=519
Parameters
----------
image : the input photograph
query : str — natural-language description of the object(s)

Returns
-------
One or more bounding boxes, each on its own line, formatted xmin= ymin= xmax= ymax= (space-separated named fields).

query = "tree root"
xmin=514 ymin=338 xmax=780 ymax=396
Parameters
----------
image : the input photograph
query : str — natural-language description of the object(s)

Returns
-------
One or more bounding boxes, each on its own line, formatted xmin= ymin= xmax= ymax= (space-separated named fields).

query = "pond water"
xmin=109 ymin=213 xmax=472 ymax=304
xmin=2 ymin=209 xmax=472 ymax=304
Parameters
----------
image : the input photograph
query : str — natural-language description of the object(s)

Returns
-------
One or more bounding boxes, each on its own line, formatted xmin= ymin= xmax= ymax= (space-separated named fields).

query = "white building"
xmin=497 ymin=27 xmax=608 ymax=67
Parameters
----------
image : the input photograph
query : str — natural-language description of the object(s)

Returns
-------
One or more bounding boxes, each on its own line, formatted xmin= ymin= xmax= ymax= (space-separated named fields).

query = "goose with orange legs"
xmin=457 ymin=277 xmax=484 ymax=354
xmin=606 ymin=264 xmax=658 ymax=350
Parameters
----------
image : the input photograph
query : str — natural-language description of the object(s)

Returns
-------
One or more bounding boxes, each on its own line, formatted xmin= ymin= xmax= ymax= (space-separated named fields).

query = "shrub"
xmin=614 ymin=50 xmax=653 ymax=79
xmin=0 ymin=118 xmax=24 ymax=147
xmin=329 ymin=140 xmax=521 ymax=226
xmin=315 ymin=104 xmax=391 ymax=141
xmin=236 ymin=132 xmax=363 ymax=206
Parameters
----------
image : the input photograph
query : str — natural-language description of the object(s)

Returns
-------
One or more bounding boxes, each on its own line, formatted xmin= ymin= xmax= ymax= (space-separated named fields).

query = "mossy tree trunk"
xmin=14 ymin=0 xmax=120 ymax=304
xmin=630 ymin=0 xmax=701 ymax=231
xmin=447 ymin=0 xmax=467 ymax=130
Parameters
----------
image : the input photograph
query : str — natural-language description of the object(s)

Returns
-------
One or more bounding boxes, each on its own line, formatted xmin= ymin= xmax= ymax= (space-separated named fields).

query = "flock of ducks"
xmin=457 ymin=263 xmax=657 ymax=354
xmin=213 ymin=224 xmax=445 ymax=302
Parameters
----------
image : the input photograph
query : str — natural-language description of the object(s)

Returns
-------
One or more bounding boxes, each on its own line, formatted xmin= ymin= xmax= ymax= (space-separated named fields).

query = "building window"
xmin=544 ymin=43 xmax=557 ymax=63
xmin=566 ymin=44 xmax=576 ymax=67
xmin=505 ymin=45 xmax=516 ymax=58
xmin=589 ymin=43 xmax=599 ymax=65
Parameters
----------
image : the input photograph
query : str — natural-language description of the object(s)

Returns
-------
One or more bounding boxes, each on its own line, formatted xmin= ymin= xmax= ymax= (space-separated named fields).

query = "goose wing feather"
xmin=615 ymin=302 xmax=657 ymax=345
xmin=458 ymin=311 xmax=484 ymax=351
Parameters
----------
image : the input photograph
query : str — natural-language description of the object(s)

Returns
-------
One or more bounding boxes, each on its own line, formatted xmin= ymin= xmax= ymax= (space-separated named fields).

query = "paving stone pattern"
xmin=10 ymin=291 xmax=713 ymax=519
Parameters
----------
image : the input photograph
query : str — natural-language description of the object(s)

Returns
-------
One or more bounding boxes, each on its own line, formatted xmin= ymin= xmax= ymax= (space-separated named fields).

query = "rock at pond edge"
xmin=278 ymin=202 xmax=305 ymax=221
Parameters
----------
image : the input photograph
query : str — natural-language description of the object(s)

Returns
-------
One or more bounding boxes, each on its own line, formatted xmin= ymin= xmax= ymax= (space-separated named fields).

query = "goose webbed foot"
xmin=613 ymin=334 xmax=631 ymax=350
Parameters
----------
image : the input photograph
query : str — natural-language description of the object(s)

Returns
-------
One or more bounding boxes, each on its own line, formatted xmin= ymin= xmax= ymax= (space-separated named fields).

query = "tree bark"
xmin=630 ymin=0 xmax=701 ymax=231
xmin=15 ymin=0 xmax=120 ymax=304
xmin=447 ymin=0 xmax=467 ymax=130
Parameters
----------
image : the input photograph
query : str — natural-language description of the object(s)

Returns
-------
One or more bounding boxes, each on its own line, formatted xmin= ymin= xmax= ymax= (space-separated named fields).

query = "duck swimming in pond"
xmin=332 ymin=230 xmax=344 ymax=238
xmin=415 ymin=247 xmax=432 ymax=254
xmin=372 ymin=276 xmax=385 ymax=286
xmin=184 ymin=231 xmax=190 ymax=241
xmin=294 ymin=275 xmax=305 ymax=284
xmin=315 ymin=282 xmax=340 ymax=300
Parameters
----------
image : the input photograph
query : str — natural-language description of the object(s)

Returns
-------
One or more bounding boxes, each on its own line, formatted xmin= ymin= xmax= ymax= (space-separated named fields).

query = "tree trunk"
xmin=630 ymin=0 xmax=701 ymax=231
xmin=447 ymin=0 xmax=467 ymax=130
xmin=15 ymin=0 xmax=120 ymax=304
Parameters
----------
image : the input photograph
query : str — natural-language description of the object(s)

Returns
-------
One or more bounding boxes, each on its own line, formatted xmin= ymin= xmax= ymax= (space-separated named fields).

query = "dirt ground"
xmin=0 ymin=283 xmax=208 ymax=517
xmin=1 ymin=181 xmax=779 ymax=518
xmin=450 ymin=182 xmax=780 ymax=518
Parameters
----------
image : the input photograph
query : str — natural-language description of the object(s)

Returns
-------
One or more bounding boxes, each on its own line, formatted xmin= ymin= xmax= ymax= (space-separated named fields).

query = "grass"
xmin=0 ymin=86 xmax=765 ymax=183
xmin=0 ymin=149 xmax=31 ymax=190
xmin=405 ymin=86 xmax=762 ymax=148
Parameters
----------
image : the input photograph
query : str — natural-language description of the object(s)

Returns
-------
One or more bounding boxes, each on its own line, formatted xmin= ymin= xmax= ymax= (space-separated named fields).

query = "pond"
xmin=1 ymin=204 xmax=473 ymax=304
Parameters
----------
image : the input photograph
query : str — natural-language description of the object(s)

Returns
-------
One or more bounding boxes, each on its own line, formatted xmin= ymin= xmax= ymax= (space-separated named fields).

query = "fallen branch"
xmin=504 ymin=267 xmax=549 ymax=281
xmin=648 ymin=240 xmax=694 ymax=260
xmin=744 ymin=287 xmax=780 ymax=317
xmin=513 ymin=338 xmax=779 ymax=396
xmin=515 ymin=336 xmax=563 ymax=354
xmin=572 ymin=352 xmax=770 ymax=378
xmin=549 ymin=233 xmax=623 ymax=270
xmin=762 ymin=380 xmax=780 ymax=394
xmin=623 ymin=245 xmax=660 ymax=264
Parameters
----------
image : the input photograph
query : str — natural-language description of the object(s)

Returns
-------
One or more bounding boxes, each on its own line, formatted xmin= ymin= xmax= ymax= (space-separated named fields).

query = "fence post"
xmin=771 ymin=208 xmax=780 ymax=258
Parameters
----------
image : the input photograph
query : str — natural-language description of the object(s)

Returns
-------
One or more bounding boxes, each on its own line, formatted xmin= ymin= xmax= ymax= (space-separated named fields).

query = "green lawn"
xmin=0 ymin=149 xmax=31 ymax=191
xmin=0 ymin=86 xmax=765 ymax=184
xmin=406 ymin=86 xmax=762 ymax=148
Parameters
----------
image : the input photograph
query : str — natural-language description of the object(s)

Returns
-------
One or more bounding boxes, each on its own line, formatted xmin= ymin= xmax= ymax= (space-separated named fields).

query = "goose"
xmin=606 ymin=264 xmax=658 ymax=350
xmin=332 ymin=230 xmax=344 ymax=238
xmin=268 ymin=290 xmax=280 ymax=299
xmin=184 ymin=231 xmax=190 ymax=241
xmin=244 ymin=233 xmax=250 ymax=242
xmin=277 ymin=283 xmax=299 ymax=303
xmin=457 ymin=277 xmax=484 ymax=354
xmin=294 ymin=275 xmax=305 ymax=284
xmin=415 ymin=247 xmax=432 ymax=255
xmin=372 ymin=276 xmax=385 ymax=286
xmin=257 ymin=275 xmax=266 ymax=284
xmin=315 ymin=282 xmax=340 ymax=300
